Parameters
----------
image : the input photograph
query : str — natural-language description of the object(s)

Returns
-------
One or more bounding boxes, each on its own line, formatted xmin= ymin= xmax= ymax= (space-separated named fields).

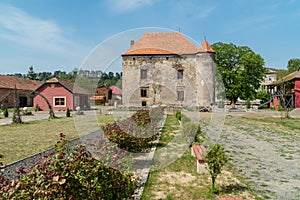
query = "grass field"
xmin=0 ymin=114 xmax=114 ymax=164
xmin=142 ymin=114 xmax=256 ymax=200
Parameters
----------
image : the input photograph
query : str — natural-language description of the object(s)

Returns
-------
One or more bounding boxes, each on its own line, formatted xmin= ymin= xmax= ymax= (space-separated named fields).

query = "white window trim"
xmin=53 ymin=96 xmax=66 ymax=107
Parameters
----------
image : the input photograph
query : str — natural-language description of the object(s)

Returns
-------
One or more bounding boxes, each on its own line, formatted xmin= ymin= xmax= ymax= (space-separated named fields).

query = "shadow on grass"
xmin=221 ymin=183 xmax=248 ymax=193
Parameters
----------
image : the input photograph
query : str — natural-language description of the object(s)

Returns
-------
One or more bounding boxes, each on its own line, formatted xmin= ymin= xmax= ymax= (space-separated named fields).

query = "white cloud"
xmin=0 ymin=3 xmax=84 ymax=55
xmin=108 ymin=0 xmax=155 ymax=13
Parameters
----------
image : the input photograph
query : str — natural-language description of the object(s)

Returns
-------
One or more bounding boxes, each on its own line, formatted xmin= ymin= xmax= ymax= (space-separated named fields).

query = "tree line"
xmin=7 ymin=66 xmax=122 ymax=87
xmin=212 ymin=42 xmax=300 ymax=102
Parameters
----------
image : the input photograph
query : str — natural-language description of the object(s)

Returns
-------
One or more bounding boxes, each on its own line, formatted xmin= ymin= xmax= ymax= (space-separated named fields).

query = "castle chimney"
xmin=130 ymin=40 xmax=135 ymax=46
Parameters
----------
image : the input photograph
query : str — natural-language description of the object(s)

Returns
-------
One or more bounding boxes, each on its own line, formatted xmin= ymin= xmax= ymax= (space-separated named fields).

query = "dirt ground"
xmin=214 ymin=112 xmax=300 ymax=199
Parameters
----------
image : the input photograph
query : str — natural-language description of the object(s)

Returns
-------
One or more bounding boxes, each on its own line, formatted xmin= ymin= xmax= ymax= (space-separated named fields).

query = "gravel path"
xmin=0 ymin=111 xmax=72 ymax=125
xmin=220 ymin=116 xmax=300 ymax=199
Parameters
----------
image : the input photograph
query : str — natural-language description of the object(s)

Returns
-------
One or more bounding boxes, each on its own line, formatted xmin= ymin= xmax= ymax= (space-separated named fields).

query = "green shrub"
xmin=66 ymin=108 xmax=71 ymax=117
xmin=175 ymin=110 xmax=181 ymax=121
xmin=3 ymin=108 xmax=8 ymax=118
xmin=205 ymin=144 xmax=228 ymax=193
xmin=0 ymin=134 xmax=137 ymax=199
xmin=0 ymin=154 xmax=3 ymax=166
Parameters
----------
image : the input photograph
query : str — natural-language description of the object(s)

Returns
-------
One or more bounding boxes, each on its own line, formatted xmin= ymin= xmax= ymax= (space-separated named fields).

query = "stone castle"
xmin=121 ymin=32 xmax=215 ymax=110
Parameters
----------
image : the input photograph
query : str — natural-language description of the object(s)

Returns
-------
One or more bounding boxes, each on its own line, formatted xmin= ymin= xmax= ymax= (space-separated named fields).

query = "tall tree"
xmin=287 ymin=58 xmax=300 ymax=72
xmin=211 ymin=42 xmax=265 ymax=102
xmin=27 ymin=66 xmax=37 ymax=80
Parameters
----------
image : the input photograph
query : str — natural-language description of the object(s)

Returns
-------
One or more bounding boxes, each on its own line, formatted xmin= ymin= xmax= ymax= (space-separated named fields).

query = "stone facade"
xmin=121 ymin=32 xmax=215 ymax=110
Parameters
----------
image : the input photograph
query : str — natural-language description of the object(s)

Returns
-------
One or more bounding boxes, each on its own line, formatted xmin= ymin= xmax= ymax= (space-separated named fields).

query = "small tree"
xmin=182 ymin=121 xmax=198 ymax=146
xmin=205 ymin=143 xmax=228 ymax=193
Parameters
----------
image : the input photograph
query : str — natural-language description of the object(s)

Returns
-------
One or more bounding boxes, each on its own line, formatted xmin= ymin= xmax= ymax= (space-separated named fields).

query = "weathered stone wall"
xmin=122 ymin=53 xmax=215 ymax=109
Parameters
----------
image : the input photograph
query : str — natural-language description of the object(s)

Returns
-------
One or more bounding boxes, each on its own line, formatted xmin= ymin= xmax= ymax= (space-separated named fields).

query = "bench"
xmin=191 ymin=145 xmax=207 ymax=174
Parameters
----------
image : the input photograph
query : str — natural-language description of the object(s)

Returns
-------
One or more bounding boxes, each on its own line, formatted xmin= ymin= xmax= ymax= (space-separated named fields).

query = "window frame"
xmin=140 ymin=88 xmax=148 ymax=98
xmin=140 ymin=69 xmax=147 ymax=79
xmin=141 ymin=101 xmax=147 ymax=106
xmin=177 ymin=69 xmax=183 ymax=79
xmin=53 ymin=96 xmax=66 ymax=107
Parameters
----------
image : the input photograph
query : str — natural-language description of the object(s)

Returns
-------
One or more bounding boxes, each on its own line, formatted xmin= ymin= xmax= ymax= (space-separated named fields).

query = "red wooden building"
xmin=32 ymin=78 xmax=90 ymax=111
xmin=90 ymin=85 xmax=122 ymax=105
xmin=265 ymin=70 xmax=300 ymax=108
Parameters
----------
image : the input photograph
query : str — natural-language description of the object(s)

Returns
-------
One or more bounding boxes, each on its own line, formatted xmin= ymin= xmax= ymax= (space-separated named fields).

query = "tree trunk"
xmin=12 ymin=87 xmax=22 ymax=123
xmin=32 ymin=91 xmax=56 ymax=119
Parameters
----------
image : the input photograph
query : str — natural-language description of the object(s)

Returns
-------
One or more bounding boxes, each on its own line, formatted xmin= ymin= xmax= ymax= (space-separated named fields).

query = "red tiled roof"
xmin=35 ymin=77 xmax=89 ymax=94
xmin=199 ymin=40 xmax=215 ymax=53
xmin=110 ymin=86 xmax=122 ymax=95
xmin=123 ymin=32 xmax=215 ymax=55
xmin=0 ymin=75 xmax=42 ymax=90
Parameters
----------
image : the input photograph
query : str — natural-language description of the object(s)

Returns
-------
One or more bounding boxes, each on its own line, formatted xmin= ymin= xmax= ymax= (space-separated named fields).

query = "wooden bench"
xmin=191 ymin=145 xmax=207 ymax=174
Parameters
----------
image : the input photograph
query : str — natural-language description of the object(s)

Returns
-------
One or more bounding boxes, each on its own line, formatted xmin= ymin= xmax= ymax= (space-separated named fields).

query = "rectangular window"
xmin=177 ymin=70 xmax=183 ymax=79
xmin=141 ymin=88 xmax=148 ymax=98
xmin=177 ymin=91 xmax=184 ymax=101
xmin=54 ymin=97 xmax=66 ymax=107
xmin=141 ymin=101 xmax=147 ymax=106
xmin=141 ymin=69 xmax=147 ymax=79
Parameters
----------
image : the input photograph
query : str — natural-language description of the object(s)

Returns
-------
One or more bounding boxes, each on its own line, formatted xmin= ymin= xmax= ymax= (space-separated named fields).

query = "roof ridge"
xmin=123 ymin=32 xmax=199 ymax=55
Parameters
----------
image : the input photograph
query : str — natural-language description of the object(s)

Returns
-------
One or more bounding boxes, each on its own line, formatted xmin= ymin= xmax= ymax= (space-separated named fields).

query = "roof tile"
xmin=123 ymin=32 xmax=214 ymax=55
xmin=0 ymin=75 xmax=42 ymax=90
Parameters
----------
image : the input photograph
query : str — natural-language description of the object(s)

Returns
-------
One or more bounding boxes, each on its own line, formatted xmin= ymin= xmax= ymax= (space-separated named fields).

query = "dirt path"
xmin=219 ymin=116 xmax=300 ymax=199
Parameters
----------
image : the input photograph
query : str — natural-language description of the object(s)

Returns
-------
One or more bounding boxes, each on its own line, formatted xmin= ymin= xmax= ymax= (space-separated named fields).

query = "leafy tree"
xmin=287 ymin=58 xmax=300 ymax=72
xmin=211 ymin=42 xmax=265 ymax=102
xmin=276 ymin=69 xmax=289 ymax=80
xmin=108 ymin=72 xmax=114 ymax=79
xmin=116 ymin=72 xmax=121 ymax=79
xmin=37 ymin=72 xmax=52 ymax=81
xmin=205 ymin=143 xmax=228 ymax=193
xmin=27 ymin=66 xmax=37 ymax=80
xmin=256 ymin=89 xmax=271 ymax=102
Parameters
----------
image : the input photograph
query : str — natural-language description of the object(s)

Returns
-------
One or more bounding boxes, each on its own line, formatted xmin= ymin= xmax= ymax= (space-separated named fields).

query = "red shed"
xmin=32 ymin=78 xmax=90 ymax=111
xmin=265 ymin=70 xmax=300 ymax=108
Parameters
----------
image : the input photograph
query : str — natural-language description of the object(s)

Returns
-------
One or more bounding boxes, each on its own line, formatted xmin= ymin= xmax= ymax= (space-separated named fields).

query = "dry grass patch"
xmin=0 ymin=114 xmax=114 ymax=164
xmin=142 ymin=114 xmax=256 ymax=200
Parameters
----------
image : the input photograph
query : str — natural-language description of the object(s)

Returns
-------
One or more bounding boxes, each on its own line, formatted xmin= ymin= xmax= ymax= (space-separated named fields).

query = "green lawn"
xmin=142 ymin=114 xmax=257 ymax=200
xmin=0 ymin=114 xmax=114 ymax=165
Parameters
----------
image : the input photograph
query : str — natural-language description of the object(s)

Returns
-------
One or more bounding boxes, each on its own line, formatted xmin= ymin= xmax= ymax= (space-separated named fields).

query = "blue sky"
xmin=0 ymin=0 xmax=299 ymax=74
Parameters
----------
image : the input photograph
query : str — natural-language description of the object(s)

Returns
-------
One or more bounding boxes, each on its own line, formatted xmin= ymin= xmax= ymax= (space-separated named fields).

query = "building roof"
xmin=199 ymin=40 xmax=215 ymax=53
xmin=0 ymin=75 xmax=42 ymax=90
xmin=110 ymin=86 xmax=122 ymax=95
xmin=122 ymin=32 xmax=214 ymax=55
xmin=266 ymin=70 xmax=300 ymax=86
xmin=33 ymin=77 xmax=89 ymax=94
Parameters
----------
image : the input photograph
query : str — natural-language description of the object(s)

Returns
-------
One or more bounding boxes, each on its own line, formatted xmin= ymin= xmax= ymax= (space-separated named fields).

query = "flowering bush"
xmin=0 ymin=134 xmax=137 ymax=199
xmin=103 ymin=107 xmax=164 ymax=152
